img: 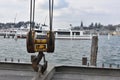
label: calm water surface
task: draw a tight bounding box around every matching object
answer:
[0,36,120,66]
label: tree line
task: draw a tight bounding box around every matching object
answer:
[0,21,120,32]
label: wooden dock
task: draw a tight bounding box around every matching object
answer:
[0,62,120,80]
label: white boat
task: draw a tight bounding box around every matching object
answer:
[15,24,49,38]
[15,24,92,40]
[0,28,17,38]
[16,29,28,38]
[55,29,92,40]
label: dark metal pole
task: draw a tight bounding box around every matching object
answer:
[51,0,54,31]
[32,0,35,29]
[30,0,33,31]
[49,0,54,46]
[49,0,51,32]
[49,0,54,32]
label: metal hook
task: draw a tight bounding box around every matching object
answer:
[31,52,47,73]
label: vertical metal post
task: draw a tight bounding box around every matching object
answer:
[90,36,98,66]
[11,58,13,62]
[109,64,112,68]
[18,59,20,63]
[102,63,104,68]
[82,56,87,65]
[87,63,89,67]
[5,58,7,62]
[117,64,119,68]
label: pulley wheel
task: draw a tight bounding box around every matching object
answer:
[26,31,35,53]
[47,32,55,53]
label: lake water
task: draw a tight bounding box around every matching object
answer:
[0,36,120,66]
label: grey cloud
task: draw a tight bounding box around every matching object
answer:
[37,0,69,10]
[15,0,28,2]
[54,0,69,9]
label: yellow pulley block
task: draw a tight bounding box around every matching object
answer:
[26,30,55,53]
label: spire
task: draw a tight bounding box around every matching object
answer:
[80,21,83,27]
[80,21,83,30]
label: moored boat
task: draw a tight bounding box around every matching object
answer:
[55,29,92,40]
[14,24,92,40]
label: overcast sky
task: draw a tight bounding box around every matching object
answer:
[0,0,120,28]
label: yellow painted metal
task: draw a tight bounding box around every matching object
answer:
[34,39,47,44]
[34,44,47,52]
